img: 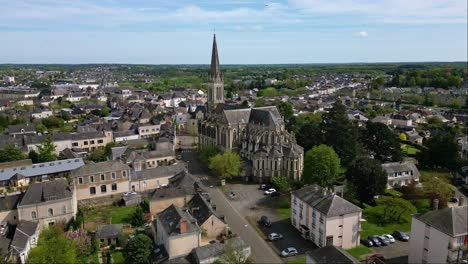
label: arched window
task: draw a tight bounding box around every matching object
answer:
[31,211,37,219]
[48,208,54,217]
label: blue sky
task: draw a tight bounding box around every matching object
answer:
[0,0,467,64]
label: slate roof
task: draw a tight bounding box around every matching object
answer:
[306,246,360,264]
[0,158,84,182]
[223,109,251,125]
[414,206,468,236]
[292,185,361,217]
[0,235,11,255]
[249,107,283,128]
[156,204,200,236]
[96,224,123,239]
[134,163,185,181]
[187,193,221,225]
[7,124,36,134]
[110,146,128,160]
[10,221,39,254]
[151,171,198,200]
[18,179,73,206]
[382,161,421,177]
[193,241,224,262]
[70,160,130,177]
[0,194,21,212]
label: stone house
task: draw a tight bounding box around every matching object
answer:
[96,224,123,247]
[187,194,227,239]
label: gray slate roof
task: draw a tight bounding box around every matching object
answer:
[70,160,129,177]
[187,193,221,226]
[157,204,200,236]
[0,158,84,182]
[134,163,185,181]
[151,171,198,200]
[96,224,123,239]
[382,161,421,177]
[292,185,362,217]
[306,246,359,264]
[0,194,21,212]
[414,206,468,236]
[18,179,73,207]
[10,221,39,254]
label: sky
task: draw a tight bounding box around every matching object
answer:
[0,0,467,64]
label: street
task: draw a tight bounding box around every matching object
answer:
[182,150,284,264]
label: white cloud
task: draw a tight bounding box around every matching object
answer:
[357,31,368,38]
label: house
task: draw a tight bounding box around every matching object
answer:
[127,147,175,171]
[291,185,362,249]
[409,206,468,264]
[9,221,40,264]
[132,163,185,192]
[154,204,201,259]
[390,113,413,128]
[0,194,21,225]
[193,236,251,264]
[6,124,36,137]
[96,224,123,247]
[136,122,161,138]
[149,171,199,214]
[405,130,423,144]
[305,246,359,264]
[31,109,53,119]
[17,179,77,226]
[187,193,227,238]
[382,161,421,188]
[70,160,131,201]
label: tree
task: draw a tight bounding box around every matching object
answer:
[296,121,323,151]
[28,150,40,163]
[28,226,77,264]
[399,133,407,141]
[36,137,57,162]
[360,122,402,162]
[420,174,453,208]
[199,145,220,164]
[271,176,289,192]
[0,145,26,162]
[376,196,417,223]
[217,242,253,264]
[41,116,65,129]
[123,234,152,264]
[323,100,358,166]
[302,145,341,187]
[87,147,107,162]
[209,152,242,179]
[275,102,294,121]
[130,206,146,227]
[417,133,459,170]
[346,157,387,204]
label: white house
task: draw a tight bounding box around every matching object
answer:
[409,206,467,264]
[291,185,362,249]
[382,161,421,188]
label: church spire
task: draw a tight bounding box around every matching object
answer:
[210,34,222,80]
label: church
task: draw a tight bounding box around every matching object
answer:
[198,35,304,183]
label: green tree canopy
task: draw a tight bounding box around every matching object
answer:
[0,145,26,162]
[87,147,107,162]
[199,145,220,164]
[130,206,146,227]
[209,151,242,179]
[28,226,77,264]
[123,234,153,264]
[347,157,387,204]
[41,116,65,129]
[36,137,57,162]
[271,176,290,192]
[302,145,341,187]
[417,133,459,170]
[360,121,402,162]
[275,102,294,121]
[376,196,417,223]
[323,100,358,166]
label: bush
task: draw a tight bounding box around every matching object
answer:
[271,176,290,192]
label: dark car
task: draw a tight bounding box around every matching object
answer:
[393,230,410,241]
[361,239,374,247]
[270,191,281,197]
[377,236,390,246]
[368,236,381,247]
[259,216,271,227]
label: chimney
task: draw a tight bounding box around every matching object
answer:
[459,196,464,207]
[432,199,439,210]
[180,220,188,234]
[212,204,216,211]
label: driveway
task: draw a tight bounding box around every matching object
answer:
[372,240,410,260]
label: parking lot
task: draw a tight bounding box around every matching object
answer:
[225,183,318,257]
[371,240,410,260]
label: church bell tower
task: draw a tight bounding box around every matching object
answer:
[207,34,224,112]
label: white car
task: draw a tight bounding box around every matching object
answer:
[264,188,277,195]
[268,233,283,241]
[123,191,137,196]
[281,247,298,257]
[383,234,395,243]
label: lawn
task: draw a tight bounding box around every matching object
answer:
[421,170,452,183]
[84,205,138,229]
[287,256,306,264]
[346,245,373,260]
[112,251,125,264]
[361,204,412,238]
[401,144,420,155]
[276,208,291,220]
[261,194,291,220]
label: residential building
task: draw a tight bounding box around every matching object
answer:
[3,77,15,83]
[9,221,40,264]
[154,204,201,259]
[132,163,185,192]
[193,236,251,264]
[137,122,161,138]
[127,147,175,171]
[0,194,21,225]
[305,246,359,264]
[96,224,123,247]
[198,34,303,182]
[70,160,130,201]
[409,206,468,264]
[187,193,227,238]
[382,161,421,188]
[291,185,362,249]
[16,179,77,226]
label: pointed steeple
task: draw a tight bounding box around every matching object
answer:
[210,34,222,80]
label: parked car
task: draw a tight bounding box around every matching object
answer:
[259,216,271,227]
[264,188,277,195]
[259,184,266,190]
[377,236,390,246]
[368,236,381,247]
[123,191,137,196]
[268,233,283,241]
[361,239,374,247]
[280,247,298,257]
[383,234,395,243]
[371,253,385,261]
[393,230,410,241]
[200,192,210,199]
